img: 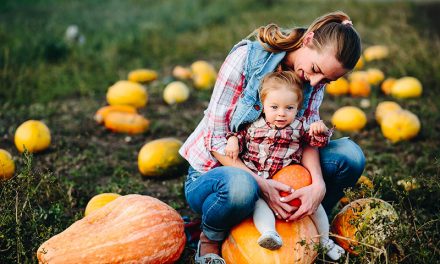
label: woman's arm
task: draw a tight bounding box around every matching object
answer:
[283,145,326,221]
[211,151,295,220]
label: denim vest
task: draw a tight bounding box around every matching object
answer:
[229,40,316,132]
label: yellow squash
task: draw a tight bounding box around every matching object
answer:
[0,149,15,180]
[14,120,51,153]
[138,138,185,177]
[84,193,121,216]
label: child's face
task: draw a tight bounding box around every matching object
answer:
[262,88,299,129]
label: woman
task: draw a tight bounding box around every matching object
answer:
[179,11,365,263]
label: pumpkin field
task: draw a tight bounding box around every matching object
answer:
[1,0,439,263]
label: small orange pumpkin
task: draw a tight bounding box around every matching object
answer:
[37,194,186,264]
[222,217,318,264]
[272,164,312,207]
[104,112,150,134]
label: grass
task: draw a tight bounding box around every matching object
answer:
[1,0,439,263]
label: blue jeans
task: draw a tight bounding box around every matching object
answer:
[184,137,365,241]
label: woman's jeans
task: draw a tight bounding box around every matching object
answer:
[184,137,365,241]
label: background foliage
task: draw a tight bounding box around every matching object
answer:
[1,0,439,263]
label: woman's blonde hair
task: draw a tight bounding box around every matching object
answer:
[260,71,304,108]
[254,11,361,70]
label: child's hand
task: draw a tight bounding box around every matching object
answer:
[309,120,329,136]
[225,136,239,161]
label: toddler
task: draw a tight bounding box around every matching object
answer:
[225,71,344,260]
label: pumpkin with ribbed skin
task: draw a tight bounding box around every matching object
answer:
[222,217,318,264]
[331,106,367,132]
[272,164,312,207]
[37,194,185,264]
[0,149,15,180]
[331,198,398,255]
[94,105,137,124]
[104,112,150,134]
[106,80,148,108]
[138,138,186,177]
[14,120,51,153]
[84,193,121,216]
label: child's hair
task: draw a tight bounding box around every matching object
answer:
[260,71,304,108]
[253,11,361,70]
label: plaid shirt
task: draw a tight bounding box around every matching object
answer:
[230,117,330,179]
[179,44,325,173]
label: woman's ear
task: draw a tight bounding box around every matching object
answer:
[302,31,315,47]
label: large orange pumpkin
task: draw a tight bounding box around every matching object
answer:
[37,194,185,264]
[272,164,312,207]
[222,217,318,264]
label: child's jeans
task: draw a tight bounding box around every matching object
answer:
[184,137,365,241]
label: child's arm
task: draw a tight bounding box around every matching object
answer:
[225,135,239,161]
[306,120,333,148]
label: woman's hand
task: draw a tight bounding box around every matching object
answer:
[258,178,297,220]
[281,181,326,221]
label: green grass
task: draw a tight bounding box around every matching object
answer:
[1,0,439,263]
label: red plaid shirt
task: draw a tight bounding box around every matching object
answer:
[229,117,330,178]
[179,44,325,173]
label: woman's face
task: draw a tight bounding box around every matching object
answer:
[283,32,348,87]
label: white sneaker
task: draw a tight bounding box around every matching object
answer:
[257,231,283,250]
[322,239,345,260]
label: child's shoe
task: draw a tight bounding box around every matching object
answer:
[322,239,345,260]
[257,231,283,250]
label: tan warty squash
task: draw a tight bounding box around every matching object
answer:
[138,138,185,177]
[0,149,15,180]
[14,120,51,153]
[84,193,121,216]
[37,194,186,264]
[331,198,398,255]
[94,105,138,124]
[104,112,150,134]
[222,217,318,264]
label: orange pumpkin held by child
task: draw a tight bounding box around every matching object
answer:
[272,164,312,207]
